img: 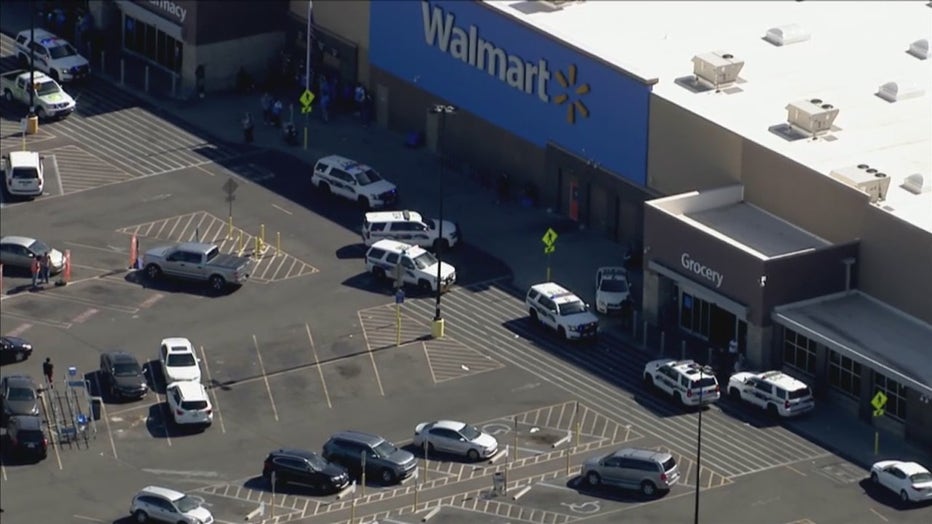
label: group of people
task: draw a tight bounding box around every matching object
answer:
[30,252,53,288]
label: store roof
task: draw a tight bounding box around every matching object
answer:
[486,1,932,234]
[648,185,830,259]
[774,291,932,395]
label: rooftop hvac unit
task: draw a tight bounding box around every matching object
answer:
[877,81,925,102]
[534,0,585,10]
[764,24,811,46]
[692,52,744,90]
[830,164,892,203]
[908,38,929,60]
[786,98,839,136]
[902,173,931,195]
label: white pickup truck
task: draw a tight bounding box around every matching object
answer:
[2,150,45,198]
[142,242,252,292]
[0,69,76,120]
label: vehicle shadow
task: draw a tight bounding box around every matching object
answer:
[563,475,671,502]
[336,244,367,260]
[400,443,487,464]
[144,403,208,439]
[714,397,781,429]
[0,439,46,466]
[143,360,167,395]
[243,475,336,497]
[122,271,234,298]
[857,478,932,511]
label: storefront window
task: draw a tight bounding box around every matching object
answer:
[680,292,711,339]
[874,373,907,421]
[828,351,861,398]
[123,15,183,73]
[783,329,817,374]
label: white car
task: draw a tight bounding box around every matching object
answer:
[166,381,213,427]
[413,420,498,461]
[3,151,44,197]
[727,370,815,417]
[595,266,631,314]
[312,155,398,209]
[526,282,599,340]
[15,28,90,83]
[870,460,932,503]
[0,236,64,273]
[158,338,201,383]
[130,485,214,523]
[643,359,720,407]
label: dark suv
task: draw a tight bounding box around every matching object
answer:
[262,448,350,493]
[6,415,48,459]
[322,431,417,484]
[99,351,148,400]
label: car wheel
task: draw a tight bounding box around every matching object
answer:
[320,183,331,195]
[728,388,740,400]
[37,107,47,120]
[586,471,601,486]
[641,480,657,496]
[870,472,878,484]
[3,89,13,102]
[358,196,371,210]
[49,70,60,82]
[529,309,538,322]
[766,404,779,417]
[427,442,436,455]
[467,449,480,462]
[418,279,431,293]
[146,264,162,280]
[133,510,148,523]
[18,54,28,67]
[674,392,683,405]
[373,267,386,280]
[557,326,567,340]
[380,468,395,484]
[900,490,909,503]
[209,275,226,291]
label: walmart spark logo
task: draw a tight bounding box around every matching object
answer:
[552,64,590,124]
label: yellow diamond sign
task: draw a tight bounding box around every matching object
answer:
[542,228,558,247]
[871,391,888,411]
[300,89,316,108]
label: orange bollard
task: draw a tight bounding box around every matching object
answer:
[63,250,72,284]
[129,234,139,269]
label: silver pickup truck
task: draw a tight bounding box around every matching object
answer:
[142,242,252,291]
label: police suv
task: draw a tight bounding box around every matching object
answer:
[362,210,460,251]
[727,370,815,417]
[15,29,90,83]
[526,282,600,340]
[365,239,456,293]
[312,155,398,209]
[643,359,721,407]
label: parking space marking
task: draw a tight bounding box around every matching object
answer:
[252,334,280,421]
[305,323,332,409]
[272,204,293,215]
[200,345,226,433]
[4,322,32,337]
[97,396,119,460]
[118,211,319,283]
[38,392,64,470]
[0,119,55,149]
[356,310,386,397]
[648,445,732,490]
[39,145,133,194]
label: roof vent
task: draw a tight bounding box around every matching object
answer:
[785,99,839,137]
[902,173,932,195]
[877,81,925,102]
[764,24,811,46]
[908,38,929,60]
[692,51,745,90]
[830,164,892,203]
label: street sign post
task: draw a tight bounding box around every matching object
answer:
[300,90,316,151]
[395,289,405,346]
[542,227,559,281]
[871,390,888,455]
[222,177,239,233]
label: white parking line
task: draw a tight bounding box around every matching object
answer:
[97,398,119,460]
[199,345,226,433]
[252,334,280,421]
[51,153,64,196]
[272,204,293,215]
[305,323,332,409]
[356,311,386,397]
[39,392,64,471]
[1,463,6,481]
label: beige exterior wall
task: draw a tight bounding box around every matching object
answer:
[289,0,371,85]
[646,96,743,194]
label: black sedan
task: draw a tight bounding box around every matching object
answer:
[99,351,148,400]
[0,336,33,364]
[262,448,350,493]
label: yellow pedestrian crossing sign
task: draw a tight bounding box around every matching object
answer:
[542,228,558,247]
[300,90,315,113]
[544,245,555,254]
[871,391,888,417]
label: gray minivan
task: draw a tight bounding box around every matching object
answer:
[322,430,417,484]
[582,447,680,496]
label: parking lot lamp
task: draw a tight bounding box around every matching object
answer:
[429,104,456,327]
[694,374,705,524]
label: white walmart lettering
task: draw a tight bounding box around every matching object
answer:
[681,253,724,288]
[149,0,187,23]
[421,3,550,102]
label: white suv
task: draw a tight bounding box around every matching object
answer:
[365,239,456,292]
[526,282,599,340]
[3,151,44,197]
[130,485,214,524]
[159,338,202,383]
[15,28,90,83]
[166,381,213,427]
[727,370,815,417]
[643,359,720,407]
[363,210,460,250]
[312,155,398,209]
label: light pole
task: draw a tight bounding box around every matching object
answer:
[693,371,706,524]
[429,104,456,325]
[28,9,36,122]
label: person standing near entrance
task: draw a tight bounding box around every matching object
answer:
[728,339,740,372]
[43,357,54,387]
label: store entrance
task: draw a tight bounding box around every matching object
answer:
[680,290,744,351]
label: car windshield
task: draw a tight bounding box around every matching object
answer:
[307,454,328,470]
[35,81,60,96]
[167,353,196,367]
[460,425,481,440]
[48,43,77,59]
[909,472,932,483]
[354,168,383,186]
[412,252,437,270]
[788,387,811,400]
[690,377,717,389]
[114,362,141,376]
[558,300,588,315]
[600,279,628,292]
[7,387,35,401]
[374,441,396,458]
[28,239,51,254]
[174,495,202,512]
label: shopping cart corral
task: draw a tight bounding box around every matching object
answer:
[39,366,99,449]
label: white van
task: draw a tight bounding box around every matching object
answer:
[365,239,456,292]
[362,210,460,250]
[2,151,44,197]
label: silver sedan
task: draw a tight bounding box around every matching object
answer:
[413,420,498,461]
[0,235,64,273]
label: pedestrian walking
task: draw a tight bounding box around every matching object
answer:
[354,83,365,116]
[728,338,739,372]
[40,251,51,284]
[30,255,40,288]
[260,92,272,125]
[242,112,254,143]
[43,357,54,387]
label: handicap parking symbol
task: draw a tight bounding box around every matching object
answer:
[481,422,512,436]
[560,501,601,514]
